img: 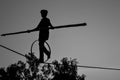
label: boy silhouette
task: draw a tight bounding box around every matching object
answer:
[33,9,54,63]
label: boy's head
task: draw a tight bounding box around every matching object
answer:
[40,9,48,18]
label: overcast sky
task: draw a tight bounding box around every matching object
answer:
[0,0,120,80]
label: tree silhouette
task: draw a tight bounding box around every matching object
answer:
[51,57,86,80]
[0,53,86,80]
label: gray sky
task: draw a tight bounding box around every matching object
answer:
[0,0,120,80]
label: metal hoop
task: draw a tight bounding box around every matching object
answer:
[30,40,51,61]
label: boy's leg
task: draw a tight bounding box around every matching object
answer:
[39,41,44,63]
[43,45,51,60]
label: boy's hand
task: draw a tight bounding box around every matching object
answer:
[50,27,54,29]
[27,30,31,33]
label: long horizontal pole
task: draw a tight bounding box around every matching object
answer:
[52,23,87,29]
[1,23,87,36]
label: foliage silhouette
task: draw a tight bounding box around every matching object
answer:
[0,53,86,80]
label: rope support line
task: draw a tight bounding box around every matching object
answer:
[43,62,120,71]
[0,44,120,71]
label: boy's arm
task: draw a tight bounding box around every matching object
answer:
[50,23,54,29]
[49,19,54,29]
[27,23,40,32]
